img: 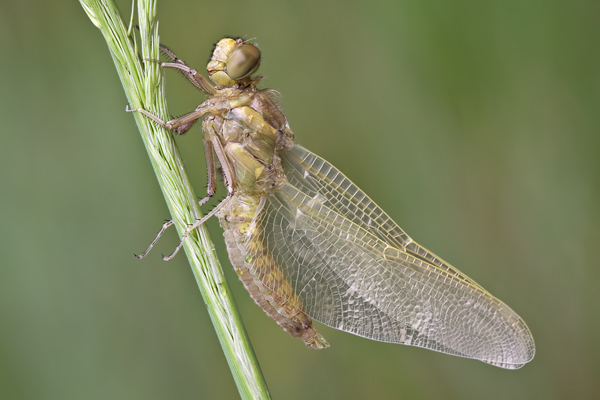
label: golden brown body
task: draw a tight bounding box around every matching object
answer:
[209,85,328,348]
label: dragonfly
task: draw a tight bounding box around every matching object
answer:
[128,37,535,369]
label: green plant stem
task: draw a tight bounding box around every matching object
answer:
[79,1,271,398]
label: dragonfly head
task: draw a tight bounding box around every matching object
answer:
[208,38,261,88]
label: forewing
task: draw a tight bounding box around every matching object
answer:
[253,145,534,368]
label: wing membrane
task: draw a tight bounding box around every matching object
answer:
[251,145,534,368]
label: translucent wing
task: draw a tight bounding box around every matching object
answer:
[250,144,534,368]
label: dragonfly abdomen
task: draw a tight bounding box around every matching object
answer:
[219,193,329,349]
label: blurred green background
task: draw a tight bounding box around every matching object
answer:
[1,0,598,399]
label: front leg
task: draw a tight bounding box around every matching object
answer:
[154,45,218,96]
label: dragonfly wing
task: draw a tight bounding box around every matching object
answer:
[256,144,534,368]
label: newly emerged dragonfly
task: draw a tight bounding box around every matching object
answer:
[129,38,535,369]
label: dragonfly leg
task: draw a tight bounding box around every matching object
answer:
[161,127,236,261]
[198,138,218,207]
[135,220,175,259]
[126,105,205,133]
[134,138,219,259]
[209,128,235,193]
[143,45,218,95]
[161,190,233,261]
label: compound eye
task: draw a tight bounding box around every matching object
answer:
[226,44,261,80]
